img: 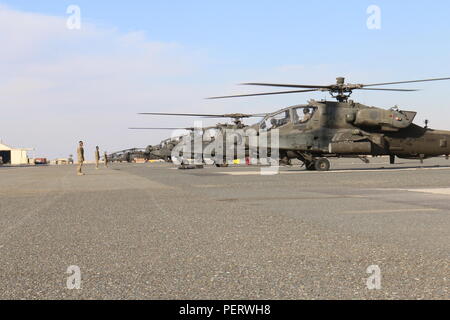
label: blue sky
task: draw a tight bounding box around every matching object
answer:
[5,1,450,69]
[1,1,450,158]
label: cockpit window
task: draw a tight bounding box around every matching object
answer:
[261,110,290,130]
[294,107,316,124]
[203,128,217,142]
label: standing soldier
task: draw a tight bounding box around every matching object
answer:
[104,151,109,168]
[77,141,85,176]
[95,146,100,169]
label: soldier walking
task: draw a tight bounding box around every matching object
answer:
[77,141,85,176]
[95,146,100,169]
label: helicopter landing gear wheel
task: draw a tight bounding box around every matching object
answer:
[215,163,229,168]
[314,158,330,171]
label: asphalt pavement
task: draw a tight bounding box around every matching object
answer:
[0,157,449,299]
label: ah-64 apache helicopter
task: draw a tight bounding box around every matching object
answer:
[131,128,214,163]
[200,76,450,171]
[134,76,450,171]
[107,148,148,163]
[131,113,266,166]
[142,136,184,162]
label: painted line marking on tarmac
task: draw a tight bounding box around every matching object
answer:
[342,208,439,214]
[218,171,264,176]
[404,188,450,195]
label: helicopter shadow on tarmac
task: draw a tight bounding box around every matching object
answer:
[284,163,450,173]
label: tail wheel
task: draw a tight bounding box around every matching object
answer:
[314,158,331,171]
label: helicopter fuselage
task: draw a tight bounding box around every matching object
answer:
[252,100,450,167]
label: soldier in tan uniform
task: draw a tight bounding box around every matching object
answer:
[300,108,312,123]
[77,141,85,176]
[104,151,109,168]
[95,146,100,169]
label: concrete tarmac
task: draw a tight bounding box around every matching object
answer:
[0,157,449,299]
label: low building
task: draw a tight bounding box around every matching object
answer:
[0,141,33,165]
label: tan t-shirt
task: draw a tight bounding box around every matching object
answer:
[77,147,85,163]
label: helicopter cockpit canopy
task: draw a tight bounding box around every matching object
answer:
[292,106,317,124]
[261,110,290,130]
[260,105,317,130]
[203,128,218,141]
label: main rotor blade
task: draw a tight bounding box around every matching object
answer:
[363,77,450,87]
[138,112,229,118]
[207,89,321,99]
[241,83,331,89]
[138,112,267,118]
[129,127,191,130]
[130,127,218,131]
[358,88,419,92]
